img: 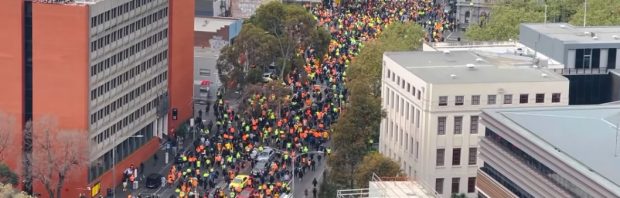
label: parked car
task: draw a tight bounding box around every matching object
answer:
[145,173,163,189]
[256,147,275,162]
[251,161,270,177]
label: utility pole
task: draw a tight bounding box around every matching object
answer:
[544,4,548,23]
[583,0,587,27]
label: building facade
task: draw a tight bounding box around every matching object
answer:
[455,0,495,29]
[478,105,620,198]
[0,0,193,197]
[379,51,569,197]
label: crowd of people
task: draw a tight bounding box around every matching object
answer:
[161,0,451,197]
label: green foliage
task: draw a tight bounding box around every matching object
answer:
[245,68,264,84]
[466,1,544,41]
[318,178,337,198]
[451,193,467,198]
[0,183,31,198]
[354,152,402,188]
[569,0,620,26]
[0,163,18,186]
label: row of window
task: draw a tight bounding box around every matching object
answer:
[435,177,476,194]
[436,147,477,167]
[90,0,156,28]
[386,69,422,100]
[90,7,168,52]
[90,29,168,77]
[92,98,159,145]
[91,50,168,101]
[90,71,168,125]
[438,93,561,106]
[386,88,421,128]
[438,115,479,135]
[386,119,420,160]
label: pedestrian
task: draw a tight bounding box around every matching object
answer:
[313,187,317,198]
[312,177,318,187]
[304,189,309,198]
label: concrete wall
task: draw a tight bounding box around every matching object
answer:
[611,72,620,101]
[0,0,25,188]
[31,3,90,197]
[168,0,195,133]
[519,25,566,65]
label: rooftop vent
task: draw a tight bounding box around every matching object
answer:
[475,58,484,62]
[443,50,451,54]
[532,65,539,68]
[584,31,591,36]
[466,64,475,69]
[450,74,457,79]
[541,73,548,78]
[560,24,567,28]
[593,36,599,40]
[613,35,619,40]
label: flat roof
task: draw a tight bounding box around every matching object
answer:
[384,51,567,84]
[194,17,238,32]
[522,23,620,44]
[369,181,436,198]
[484,105,620,192]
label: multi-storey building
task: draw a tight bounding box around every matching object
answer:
[454,0,496,29]
[478,105,620,197]
[0,0,193,197]
[379,50,569,197]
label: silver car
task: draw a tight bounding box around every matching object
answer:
[256,147,275,162]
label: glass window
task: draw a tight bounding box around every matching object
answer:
[439,96,448,106]
[487,94,496,105]
[470,116,479,134]
[503,94,512,104]
[452,148,461,166]
[536,93,545,103]
[451,178,460,194]
[469,148,477,165]
[436,149,445,166]
[552,93,561,103]
[519,94,528,104]
[455,96,464,105]
[471,95,480,105]
[438,117,446,135]
[454,116,463,134]
[468,177,476,193]
[435,178,444,194]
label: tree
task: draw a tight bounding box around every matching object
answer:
[0,163,18,186]
[0,112,15,161]
[354,152,402,188]
[0,183,32,198]
[569,0,620,26]
[30,117,87,198]
[465,1,545,41]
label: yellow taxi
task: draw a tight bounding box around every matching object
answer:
[229,174,250,190]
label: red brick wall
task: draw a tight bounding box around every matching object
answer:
[194,25,230,47]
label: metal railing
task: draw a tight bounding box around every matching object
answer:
[429,41,517,48]
[551,67,611,75]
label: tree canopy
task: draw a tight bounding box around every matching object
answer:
[0,163,18,186]
[354,152,402,188]
[466,0,620,41]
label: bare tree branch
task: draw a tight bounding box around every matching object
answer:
[0,112,15,162]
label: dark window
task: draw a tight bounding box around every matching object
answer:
[438,117,446,135]
[552,93,561,103]
[455,96,464,106]
[592,49,600,68]
[503,94,512,104]
[451,178,460,194]
[470,116,479,134]
[609,48,617,69]
[452,148,461,166]
[471,95,480,105]
[519,94,528,104]
[436,149,445,166]
[487,94,496,105]
[454,116,462,134]
[468,148,477,165]
[575,49,584,68]
[536,94,545,103]
[439,96,448,106]
[467,177,476,193]
[435,178,444,194]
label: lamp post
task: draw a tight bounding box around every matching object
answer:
[112,134,144,198]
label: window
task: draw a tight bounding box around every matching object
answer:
[435,178,444,194]
[455,96,464,105]
[487,94,496,105]
[519,94,528,104]
[439,96,448,106]
[436,149,445,166]
[454,116,463,134]
[469,147,478,165]
[452,148,461,166]
[503,94,512,104]
[387,69,391,78]
[552,93,561,103]
[415,141,419,159]
[468,177,476,193]
[199,69,211,76]
[451,178,460,194]
[471,95,480,105]
[407,83,410,92]
[438,117,446,135]
[470,116,479,134]
[417,90,421,100]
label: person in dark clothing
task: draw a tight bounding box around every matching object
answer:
[312,177,318,187]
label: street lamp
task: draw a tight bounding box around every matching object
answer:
[112,134,144,198]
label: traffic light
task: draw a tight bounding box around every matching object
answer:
[172,108,178,120]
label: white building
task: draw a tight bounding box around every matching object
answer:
[379,50,569,197]
[479,105,620,197]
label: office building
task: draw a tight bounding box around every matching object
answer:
[0,0,193,197]
[520,23,620,104]
[478,105,620,197]
[379,50,569,197]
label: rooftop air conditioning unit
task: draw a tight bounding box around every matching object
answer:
[466,64,475,69]
[443,50,451,54]
[541,73,548,78]
[450,74,457,79]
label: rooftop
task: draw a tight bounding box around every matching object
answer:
[522,23,620,44]
[194,17,238,32]
[384,51,567,84]
[483,105,620,193]
[368,181,436,198]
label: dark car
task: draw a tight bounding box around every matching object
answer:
[145,173,163,189]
